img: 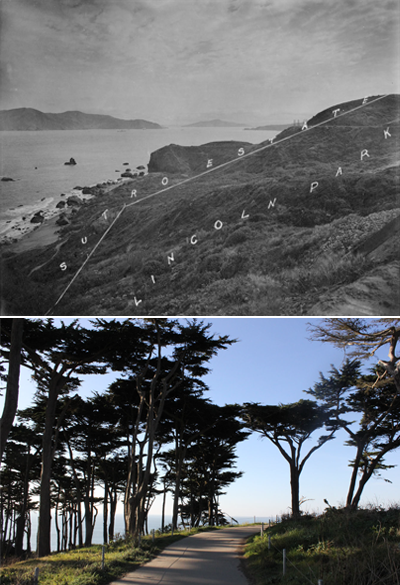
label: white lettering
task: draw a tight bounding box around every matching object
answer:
[162,177,168,186]
[151,275,156,284]
[207,159,213,168]
[131,189,137,198]
[268,198,277,209]
[362,96,368,104]
[335,167,343,177]
[134,296,142,306]
[384,127,391,139]
[81,237,87,244]
[190,235,198,245]
[167,252,174,265]
[241,210,249,219]
[102,209,108,220]
[360,149,370,161]
[310,181,319,193]
[302,121,308,130]
[332,108,340,117]
[214,220,223,230]
[60,262,67,271]
[238,147,245,156]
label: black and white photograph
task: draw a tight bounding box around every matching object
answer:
[0,0,399,315]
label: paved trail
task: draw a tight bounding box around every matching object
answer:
[108,525,260,585]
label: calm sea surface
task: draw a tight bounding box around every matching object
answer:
[28,512,273,551]
[0,128,276,220]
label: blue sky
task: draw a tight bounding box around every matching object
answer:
[8,317,400,520]
[1,0,399,124]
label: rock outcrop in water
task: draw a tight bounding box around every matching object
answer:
[2,94,399,317]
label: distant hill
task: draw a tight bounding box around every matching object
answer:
[244,124,291,131]
[2,94,399,317]
[184,119,247,128]
[0,108,163,130]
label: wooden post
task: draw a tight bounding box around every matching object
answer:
[283,549,286,576]
[102,546,105,570]
[34,567,39,584]
[152,529,155,543]
[261,523,264,536]
[268,535,271,550]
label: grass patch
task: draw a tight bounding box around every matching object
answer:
[0,527,219,585]
[244,506,400,585]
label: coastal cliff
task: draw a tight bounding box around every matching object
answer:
[1,94,399,316]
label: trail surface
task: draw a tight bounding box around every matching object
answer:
[108,525,260,585]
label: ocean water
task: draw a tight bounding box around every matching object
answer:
[0,127,276,220]
[28,512,273,552]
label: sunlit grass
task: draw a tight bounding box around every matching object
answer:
[0,526,222,585]
[244,506,400,585]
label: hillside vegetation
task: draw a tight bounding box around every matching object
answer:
[244,506,400,585]
[1,94,399,316]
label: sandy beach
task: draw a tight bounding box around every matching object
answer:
[0,178,128,255]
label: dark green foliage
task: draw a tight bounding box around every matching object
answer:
[307,358,400,508]
[242,399,335,518]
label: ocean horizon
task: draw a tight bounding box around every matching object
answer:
[0,127,276,243]
[27,512,274,552]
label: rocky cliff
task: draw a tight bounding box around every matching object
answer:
[2,94,399,316]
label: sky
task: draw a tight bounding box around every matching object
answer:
[3,317,399,522]
[1,0,399,125]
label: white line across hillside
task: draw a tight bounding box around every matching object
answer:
[45,93,390,315]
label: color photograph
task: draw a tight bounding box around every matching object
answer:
[1,317,400,584]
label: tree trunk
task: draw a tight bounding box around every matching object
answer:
[54,494,61,553]
[84,495,93,547]
[172,434,187,531]
[161,479,167,532]
[15,444,31,556]
[290,464,301,518]
[346,443,364,508]
[37,375,61,557]
[103,478,108,545]
[108,488,117,542]
[26,512,31,554]
[0,318,24,462]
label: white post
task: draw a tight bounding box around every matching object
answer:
[283,549,286,576]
